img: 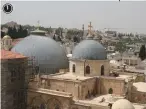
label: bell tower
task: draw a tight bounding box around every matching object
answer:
[88,22,93,36]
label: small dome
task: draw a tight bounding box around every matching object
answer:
[11,35,69,74]
[112,99,135,109]
[3,35,11,39]
[72,39,107,60]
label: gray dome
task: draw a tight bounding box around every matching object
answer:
[11,35,69,74]
[72,39,107,60]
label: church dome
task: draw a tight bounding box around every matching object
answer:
[11,35,69,74]
[72,39,107,60]
[3,35,11,39]
[112,99,135,109]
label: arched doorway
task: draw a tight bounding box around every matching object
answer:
[47,98,62,109]
[101,65,104,76]
[55,104,60,109]
[30,96,46,109]
[72,64,75,73]
[85,66,90,74]
[40,103,46,109]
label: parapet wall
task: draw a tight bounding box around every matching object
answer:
[98,77,125,96]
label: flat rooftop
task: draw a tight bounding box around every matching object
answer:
[133,103,146,109]
[29,88,72,98]
[52,72,93,81]
[133,82,146,93]
[75,94,124,106]
[116,74,133,79]
[75,94,146,109]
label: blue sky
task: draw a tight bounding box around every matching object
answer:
[1,1,146,34]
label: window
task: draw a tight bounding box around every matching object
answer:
[40,104,46,109]
[85,66,90,74]
[72,64,75,73]
[11,70,16,82]
[13,92,16,98]
[18,67,21,80]
[55,104,60,109]
[101,65,104,76]
[108,88,113,94]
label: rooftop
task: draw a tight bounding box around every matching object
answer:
[133,82,146,93]
[133,103,146,109]
[53,72,93,81]
[76,94,124,106]
[29,88,72,98]
[1,49,27,60]
[41,72,93,81]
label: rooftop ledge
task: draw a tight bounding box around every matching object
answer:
[29,88,73,98]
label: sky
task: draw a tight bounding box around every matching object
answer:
[1,1,146,34]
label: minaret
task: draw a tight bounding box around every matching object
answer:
[37,20,40,30]
[88,22,92,35]
[86,22,93,39]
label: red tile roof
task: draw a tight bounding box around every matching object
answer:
[1,49,27,60]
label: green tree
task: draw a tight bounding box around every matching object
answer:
[1,31,5,38]
[139,45,146,61]
[115,41,126,53]
[55,27,63,37]
[108,88,113,94]
[47,26,53,34]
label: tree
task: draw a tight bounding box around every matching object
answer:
[55,27,63,37]
[139,45,146,61]
[1,31,5,38]
[115,41,126,53]
[108,88,113,94]
[7,25,28,39]
[47,26,53,34]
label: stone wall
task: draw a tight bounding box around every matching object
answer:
[1,58,28,109]
[70,59,110,77]
[27,89,73,109]
[131,86,146,104]
[49,79,80,98]
[98,77,125,96]
[71,103,91,109]
[80,78,97,99]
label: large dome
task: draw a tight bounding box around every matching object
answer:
[112,99,135,109]
[11,35,69,74]
[72,39,107,60]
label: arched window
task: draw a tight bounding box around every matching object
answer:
[85,66,90,74]
[101,65,104,76]
[108,88,113,94]
[55,104,60,109]
[72,64,75,73]
[40,104,46,109]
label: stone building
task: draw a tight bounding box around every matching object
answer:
[1,50,28,109]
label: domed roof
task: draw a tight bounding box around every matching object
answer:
[11,35,69,74]
[3,35,11,39]
[112,99,135,109]
[72,39,107,60]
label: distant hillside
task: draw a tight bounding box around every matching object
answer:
[2,21,19,28]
